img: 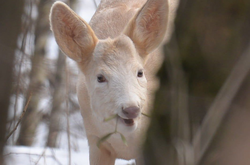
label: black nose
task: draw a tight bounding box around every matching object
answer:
[122,106,140,119]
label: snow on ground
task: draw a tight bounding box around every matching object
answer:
[4,139,135,165]
[5,109,136,165]
[4,145,89,165]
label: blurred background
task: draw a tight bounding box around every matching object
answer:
[0,0,118,164]
[1,0,250,165]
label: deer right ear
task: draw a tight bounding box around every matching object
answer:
[50,2,98,63]
[123,0,168,61]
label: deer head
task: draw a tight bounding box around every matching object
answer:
[50,0,168,134]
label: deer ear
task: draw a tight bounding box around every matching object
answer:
[123,0,168,60]
[50,2,98,63]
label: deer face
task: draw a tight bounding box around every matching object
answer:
[50,0,168,133]
[83,35,147,131]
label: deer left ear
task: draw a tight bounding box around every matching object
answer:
[123,0,169,60]
[50,2,98,63]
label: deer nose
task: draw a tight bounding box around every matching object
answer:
[122,106,140,119]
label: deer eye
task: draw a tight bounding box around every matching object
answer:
[137,70,143,78]
[97,74,106,83]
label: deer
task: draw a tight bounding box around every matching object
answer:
[50,0,175,164]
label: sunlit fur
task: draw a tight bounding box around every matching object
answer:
[50,0,178,164]
[77,35,148,161]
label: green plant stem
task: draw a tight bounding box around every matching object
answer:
[114,116,118,133]
[141,112,151,118]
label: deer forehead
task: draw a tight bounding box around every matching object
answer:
[91,35,143,74]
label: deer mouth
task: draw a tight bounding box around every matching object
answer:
[118,116,135,126]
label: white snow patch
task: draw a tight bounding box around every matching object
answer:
[4,140,136,165]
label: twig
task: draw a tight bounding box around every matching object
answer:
[4,151,63,165]
[114,116,118,132]
[97,115,128,147]
[34,148,46,165]
[65,59,71,165]
[93,0,98,9]
[141,112,151,118]
[4,152,45,157]
[10,0,34,145]
[50,148,63,165]
[5,93,32,141]
[193,44,250,164]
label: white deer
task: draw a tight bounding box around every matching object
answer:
[50,0,176,164]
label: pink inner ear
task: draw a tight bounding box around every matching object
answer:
[138,6,161,34]
[60,18,72,36]
[73,30,88,48]
[57,11,86,48]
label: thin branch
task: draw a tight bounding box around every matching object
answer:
[50,148,63,165]
[65,59,71,165]
[5,93,32,141]
[34,148,46,165]
[11,0,34,144]
[16,48,32,57]
[114,116,118,132]
[4,152,44,157]
[4,151,63,165]
[193,44,250,164]
[93,0,98,9]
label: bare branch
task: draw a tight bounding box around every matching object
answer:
[50,148,63,165]
[4,150,63,165]
[193,44,250,164]
[4,152,43,157]
[65,60,71,165]
[93,0,98,9]
[5,93,32,141]
[34,148,46,165]
[9,0,34,145]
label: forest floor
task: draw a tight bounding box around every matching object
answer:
[4,140,135,165]
[4,111,135,165]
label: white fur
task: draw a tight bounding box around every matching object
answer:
[50,0,178,164]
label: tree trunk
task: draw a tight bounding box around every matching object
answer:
[175,0,250,135]
[0,0,24,163]
[47,51,66,147]
[46,0,77,148]
[197,45,250,165]
[143,0,250,164]
[17,0,52,146]
[143,44,192,165]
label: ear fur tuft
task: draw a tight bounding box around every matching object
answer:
[50,2,98,63]
[123,0,169,60]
